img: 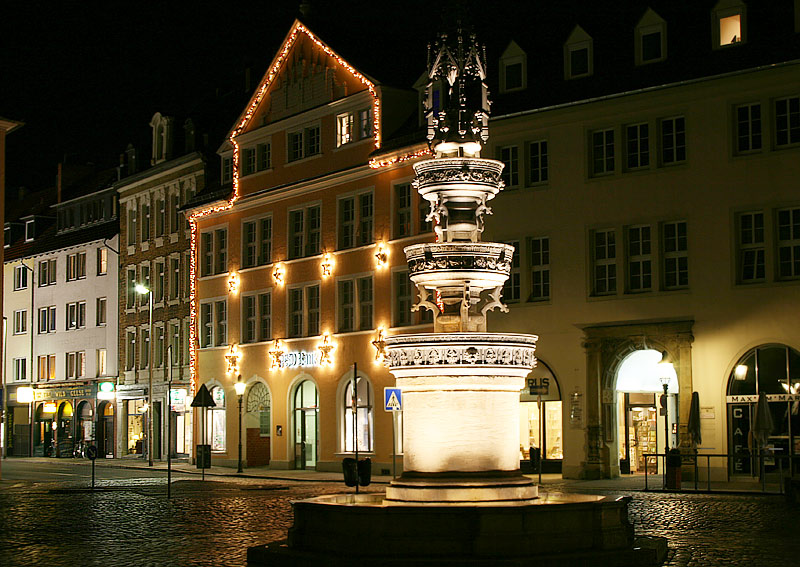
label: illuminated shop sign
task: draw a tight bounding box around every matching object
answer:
[726,394,800,403]
[97,382,116,400]
[170,388,187,412]
[279,351,322,369]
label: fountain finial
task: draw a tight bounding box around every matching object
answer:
[425,27,490,158]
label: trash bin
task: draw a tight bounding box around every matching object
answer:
[342,458,358,487]
[666,448,682,490]
[357,457,372,486]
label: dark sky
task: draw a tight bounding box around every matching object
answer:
[1,0,450,193]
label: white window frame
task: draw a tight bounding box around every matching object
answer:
[591,128,616,176]
[341,376,374,453]
[337,190,374,250]
[592,229,617,296]
[660,116,686,165]
[635,9,667,65]
[529,236,550,302]
[564,26,593,79]
[626,225,653,293]
[287,283,320,338]
[625,122,650,170]
[13,309,27,334]
[13,358,26,382]
[96,297,107,326]
[735,103,762,154]
[242,215,273,268]
[336,274,374,333]
[712,0,747,49]
[288,204,321,259]
[527,140,548,185]
[662,221,688,290]
[198,298,227,348]
[14,265,28,290]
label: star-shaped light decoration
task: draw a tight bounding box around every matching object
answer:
[225,343,240,375]
[321,253,333,278]
[374,243,388,269]
[272,264,284,286]
[268,339,285,370]
[227,272,240,294]
[318,333,335,366]
[371,327,387,363]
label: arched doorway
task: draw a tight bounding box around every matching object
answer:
[343,376,373,452]
[246,382,271,467]
[726,344,800,477]
[34,403,55,457]
[97,401,115,457]
[293,380,318,469]
[56,401,74,457]
[77,401,94,445]
[615,349,678,474]
[519,360,563,472]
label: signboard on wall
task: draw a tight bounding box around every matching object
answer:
[279,351,321,369]
[33,385,96,401]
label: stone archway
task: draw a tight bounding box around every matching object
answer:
[581,320,694,478]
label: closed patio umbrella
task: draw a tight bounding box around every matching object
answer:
[752,391,773,448]
[687,391,701,447]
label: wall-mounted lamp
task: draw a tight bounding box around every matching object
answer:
[273,264,284,286]
[375,243,388,269]
[734,364,748,381]
[269,339,285,370]
[227,272,240,294]
[225,343,241,375]
[371,327,387,363]
[321,253,333,278]
[318,333,335,365]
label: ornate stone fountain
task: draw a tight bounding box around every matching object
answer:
[248,28,663,567]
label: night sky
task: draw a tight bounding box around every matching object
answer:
[1,0,454,194]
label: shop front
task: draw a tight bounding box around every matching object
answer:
[116,385,147,457]
[32,384,96,457]
[519,360,563,472]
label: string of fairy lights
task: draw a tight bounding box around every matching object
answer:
[186,21,435,394]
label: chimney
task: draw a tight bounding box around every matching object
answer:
[126,144,137,175]
[57,162,63,203]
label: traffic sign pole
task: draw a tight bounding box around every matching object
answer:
[392,412,397,479]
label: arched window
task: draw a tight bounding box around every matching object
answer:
[208,386,226,452]
[343,377,373,452]
[727,344,800,475]
[247,382,271,437]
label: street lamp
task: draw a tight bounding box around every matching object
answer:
[234,376,246,473]
[657,351,674,455]
[135,283,154,467]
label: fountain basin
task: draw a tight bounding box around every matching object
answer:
[247,491,654,566]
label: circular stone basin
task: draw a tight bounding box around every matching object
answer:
[404,242,515,292]
[413,157,504,202]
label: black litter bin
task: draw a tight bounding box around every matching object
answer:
[666,448,682,490]
[357,457,372,486]
[530,447,541,473]
[342,458,358,487]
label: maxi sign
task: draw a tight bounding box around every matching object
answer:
[279,351,322,369]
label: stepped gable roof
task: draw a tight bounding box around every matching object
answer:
[477,0,800,117]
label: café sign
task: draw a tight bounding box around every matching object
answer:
[279,351,321,369]
[726,394,800,403]
[33,385,96,401]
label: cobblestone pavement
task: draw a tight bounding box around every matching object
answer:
[1,473,798,566]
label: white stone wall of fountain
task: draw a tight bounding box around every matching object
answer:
[384,30,539,504]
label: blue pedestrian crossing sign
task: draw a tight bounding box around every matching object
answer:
[384,387,402,411]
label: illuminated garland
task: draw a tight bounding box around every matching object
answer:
[369,147,433,169]
[188,20,384,394]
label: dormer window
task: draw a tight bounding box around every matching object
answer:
[564,26,593,80]
[149,112,174,164]
[635,9,667,65]
[713,0,746,48]
[499,41,527,93]
[25,219,35,242]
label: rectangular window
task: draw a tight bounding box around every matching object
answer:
[66,351,86,379]
[141,199,151,242]
[13,309,26,334]
[215,300,227,346]
[528,140,548,184]
[215,229,227,274]
[393,270,413,327]
[502,241,520,303]
[170,323,181,366]
[201,232,213,276]
[97,247,108,275]
[64,301,86,330]
[569,46,589,77]
[170,258,180,299]
[96,297,107,326]
[156,197,166,236]
[337,276,373,332]
[288,126,321,162]
[736,103,762,153]
[499,145,519,187]
[337,112,355,146]
[338,193,373,249]
[775,96,800,147]
[394,183,412,239]
[199,229,227,275]
[127,203,137,245]
[359,109,372,140]
[663,221,688,290]
[288,284,319,337]
[126,268,137,309]
[200,303,212,348]
[170,192,181,233]
[13,358,26,381]
[38,306,57,334]
[626,123,650,169]
[530,237,550,301]
[777,207,800,279]
[288,206,320,259]
[242,295,257,344]
[66,252,87,281]
[126,331,136,371]
[38,258,57,286]
[258,292,272,342]
[306,125,320,156]
[14,265,28,290]
[39,355,56,381]
[627,225,652,292]
[140,329,150,369]
[97,348,107,376]
[155,262,165,302]
[257,142,271,171]
[593,229,617,295]
[592,129,615,175]
[661,116,686,164]
[419,197,433,234]
[641,30,662,61]
[140,264,150,308]
[155,327,165,368]
[288,287,303,338]
[738,211,765,283]
[242,148,256,176]
[222,157,233,183]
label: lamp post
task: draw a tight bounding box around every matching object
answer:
[134,283,154,467]
[234,376,246,473]
[658,351,674,488]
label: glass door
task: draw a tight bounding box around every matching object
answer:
[293,381,318,469]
